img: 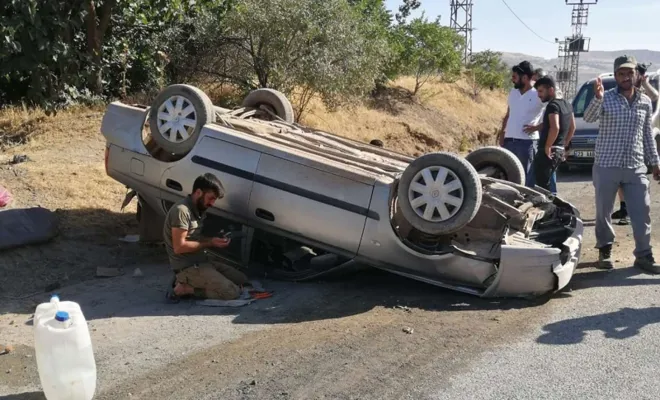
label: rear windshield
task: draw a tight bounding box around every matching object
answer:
[573,77,659,117]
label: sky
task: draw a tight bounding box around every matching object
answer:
[384,0,660,59]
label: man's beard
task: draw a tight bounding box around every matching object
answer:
[618,80,633,91]
[514,81,524,90]
[196,198,208,213]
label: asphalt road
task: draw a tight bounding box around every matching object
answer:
[427,168,660,400]
[3,168,660,399]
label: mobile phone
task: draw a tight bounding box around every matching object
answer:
[223,230,246,240]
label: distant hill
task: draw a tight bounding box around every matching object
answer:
[500,50,660,86]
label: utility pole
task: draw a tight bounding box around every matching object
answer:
[556,0,597,100]
[450,0,474,64]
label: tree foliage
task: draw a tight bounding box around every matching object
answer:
[466,50,511,97]
[0,0,232,109]
[175,0,391,120]
[1,0,499,115]
[395,0,421,25]
[393,14,464,94]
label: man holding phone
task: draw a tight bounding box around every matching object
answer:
[163,173,250,301]
[531,75,575,192]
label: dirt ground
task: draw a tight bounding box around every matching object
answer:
[0,106,164,301]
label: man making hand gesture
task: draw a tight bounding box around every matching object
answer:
[610,62,660,224]
[584,55,660,272]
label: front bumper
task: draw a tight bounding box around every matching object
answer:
[482,202,584,298]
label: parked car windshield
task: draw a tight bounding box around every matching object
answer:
[572,79,617,117]
[573,75,659,117]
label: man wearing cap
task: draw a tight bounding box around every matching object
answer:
[610,62,659,225]
[531,75,575,191]
[583,55,660,272]
[498,61,545,187]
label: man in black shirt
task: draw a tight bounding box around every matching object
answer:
[532,75,576,192]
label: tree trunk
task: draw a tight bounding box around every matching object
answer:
[84,0,116,95]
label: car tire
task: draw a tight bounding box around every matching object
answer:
[242,88,295,123]
[397,152,482,236]
[465,146,525,185]
[148,84,215,156]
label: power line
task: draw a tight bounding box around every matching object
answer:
[499,0,556,44]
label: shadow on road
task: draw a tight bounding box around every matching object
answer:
[537,305,660,345]
[569,265,659,291]
[538,266,660,345]
[0,207,165,301]
[1,264,554,327]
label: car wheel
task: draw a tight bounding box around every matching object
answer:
[397,152,482,236]
[148,84,215,156]
[242,88,295,123]
[464,146,525,185]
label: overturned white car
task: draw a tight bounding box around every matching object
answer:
[101,84,583,298]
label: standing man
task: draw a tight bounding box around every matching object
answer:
[163,172,251,301]
[584,55,660,272]
[532,75,575,191]
[498,61,545,187]
[611,62,659,224]
[530,67,559,195]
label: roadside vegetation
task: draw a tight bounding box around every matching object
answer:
[0,0,511,119]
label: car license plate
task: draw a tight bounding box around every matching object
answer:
[573,151,594,158]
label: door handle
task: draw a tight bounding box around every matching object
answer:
[166,179,182,191]
[255,208,275,222]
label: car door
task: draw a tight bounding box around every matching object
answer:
[160,135,260,221]
[160,135,262,264]
[247,153,375,258]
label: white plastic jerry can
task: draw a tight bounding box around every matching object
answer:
[34,295,97,400]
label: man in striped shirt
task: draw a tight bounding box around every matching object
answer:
[584,55,660,273]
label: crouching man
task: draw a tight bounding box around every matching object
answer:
[164,173,250,300]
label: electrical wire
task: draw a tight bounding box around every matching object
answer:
[499,0,557,44]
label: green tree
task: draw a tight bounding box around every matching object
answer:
[181,0,391,120]
[466,50,510,97]
[395,0,421,25]
[394,14,464,95]
[0,0,233,109]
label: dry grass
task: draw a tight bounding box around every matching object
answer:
[300,76,507,156]
[0,106,163,299]
[0,77,507,297]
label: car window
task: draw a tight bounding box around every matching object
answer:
[572,79,616,117]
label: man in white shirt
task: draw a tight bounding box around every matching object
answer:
[498,61,546,187]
